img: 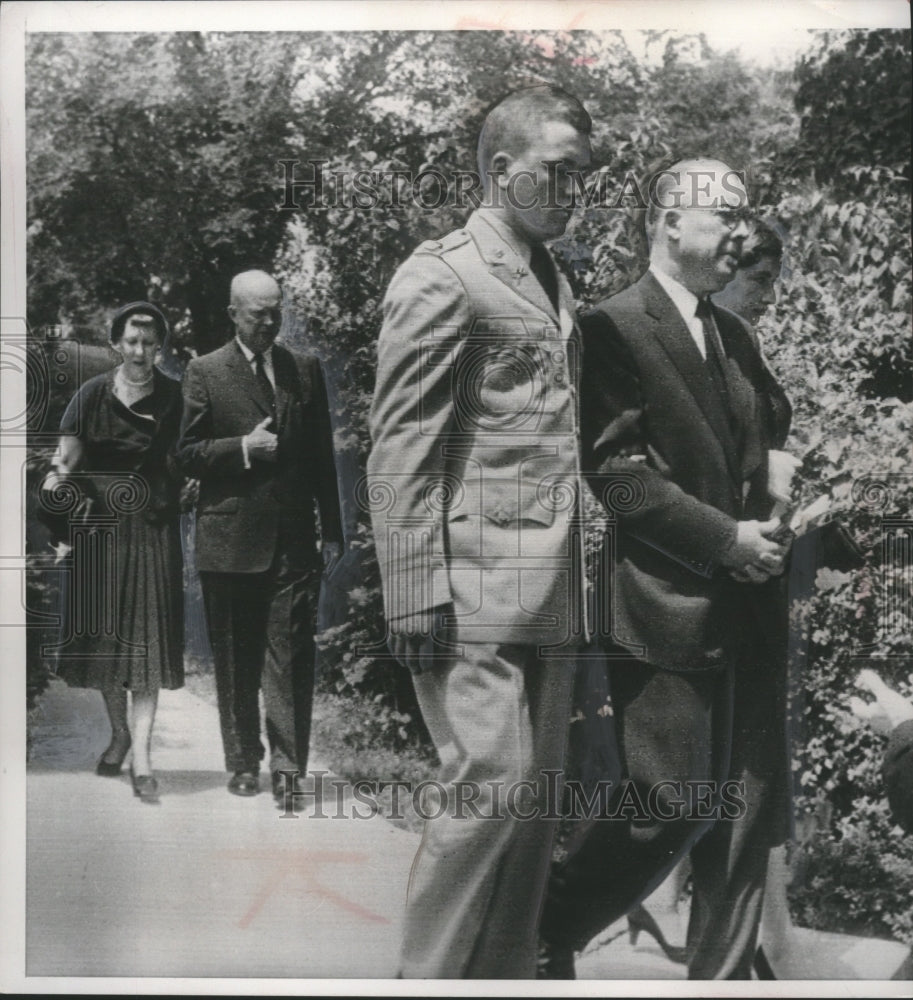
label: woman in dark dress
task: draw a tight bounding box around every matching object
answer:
[46,302,184,802]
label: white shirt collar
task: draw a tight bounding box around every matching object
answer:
[649,265,700,324]
[649,265,711,360]
[476,208,533,266]
[234,335,274,363]
[234,336,276,391]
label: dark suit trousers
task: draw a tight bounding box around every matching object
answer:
[541,659,735,954]
[542,652,782,979]
[686,648,787,979]
[200,550,319,776]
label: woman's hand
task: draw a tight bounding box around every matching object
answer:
[848,669,913,736]
[50,433,84,478]
[179,477,200,511]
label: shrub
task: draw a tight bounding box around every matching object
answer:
[757,168,913,941]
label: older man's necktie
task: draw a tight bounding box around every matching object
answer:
[253,352,275,413]
[530,243,560,315]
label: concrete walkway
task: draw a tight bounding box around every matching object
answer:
[25,678,911,983]
[27,678,415,978]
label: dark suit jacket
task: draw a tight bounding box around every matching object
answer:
[884,719,913,834]
[582,270,791,671]
[178,339,342,574]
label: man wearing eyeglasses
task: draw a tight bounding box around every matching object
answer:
[539,159,791,979]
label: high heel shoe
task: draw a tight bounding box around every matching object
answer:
[627,903,688,964]
[753,946,777,980]
[95,731,132,776]
[129,766,160,804]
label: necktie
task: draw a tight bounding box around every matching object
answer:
[529,243,560,315]
[695,298,730,405]
[253,352,275,411]
[696,297,743,453]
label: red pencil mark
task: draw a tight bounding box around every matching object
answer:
[452,12,596,65]
[239,865,288,929]
[453,16,511,30]
[220,849,391,929]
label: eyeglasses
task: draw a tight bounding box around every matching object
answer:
[655,204,756,232]
[710,206,755,231]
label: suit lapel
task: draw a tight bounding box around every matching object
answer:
[639,274,741,483]
[466,212,560,327]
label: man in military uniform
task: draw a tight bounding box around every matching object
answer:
[367,86,592,978]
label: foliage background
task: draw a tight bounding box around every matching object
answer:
[25,28,912,942]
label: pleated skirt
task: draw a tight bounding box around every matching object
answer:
[54,512,185,692]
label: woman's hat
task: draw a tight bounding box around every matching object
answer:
[109,301,169,345]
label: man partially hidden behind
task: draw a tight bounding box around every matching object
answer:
[178,270,342,801]
[540,160,792,979]
[367,87,592,978]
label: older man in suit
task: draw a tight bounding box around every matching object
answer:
[178,270,342,800]
[539,160,791,979]
[367,86,592,978]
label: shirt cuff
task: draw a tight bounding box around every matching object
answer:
[241,435,251,470]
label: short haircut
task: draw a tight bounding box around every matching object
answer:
[477,85,592,175]
[740,219,784,268]
[643,156,746,236]
[642,154,685,233]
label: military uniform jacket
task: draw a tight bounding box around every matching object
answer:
[367,210,586,648]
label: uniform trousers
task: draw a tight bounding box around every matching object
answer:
[402,641,577,979]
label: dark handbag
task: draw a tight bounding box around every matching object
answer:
[36,469,96,545]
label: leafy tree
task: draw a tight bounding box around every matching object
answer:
[792,29,912,194]
[27,32,304,352]
[277,29,643,747]
[649,34,761,165]
[25,26,913,940]
[756,140,912,944]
